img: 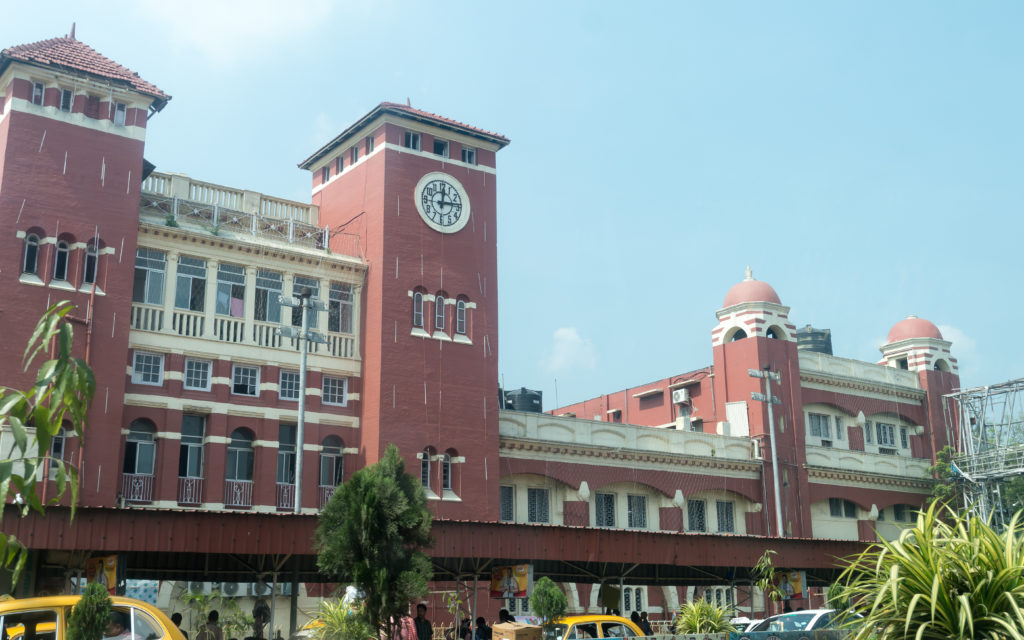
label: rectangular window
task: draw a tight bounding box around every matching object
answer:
[527,487,550,523]
[215,263,246,317]
[232,365,259,396]
[255,270,283,323]
[366,136,374,154]
[60,88,72,112]
[716,500,735,533]
[277,424,296,483]
[175,256,206,311]
[876,422,897,447]
[291,276,320,328]
[900,426,909,449]
[687,499,706,532]
[433,139,449,158]
[835,416,844,440]
[893,504,907,521]
[808,413,831,439]
[328,282,353,333]
[131,352,164,385]
[595,492,615,527]
[322,376,347,406]
[403,131,421,151]
[132,248,166,305]
[279,370,300,401]
[829,498,857,518]
[337,157,344,174]
[50,428,66,476]
[32,82,44,105]
[184,358,211,391]
[499,485,514,522]
[179,415,205,478]
[456,300,467,335]
[865,420,873,444]
[85,95,99,119]
[321,166,330,184]
[461,146,476,164]
[114,102,127,126]
[351,146,359,164]
[627,494,647,529]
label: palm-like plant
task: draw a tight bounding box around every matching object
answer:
[313,600,374,640]
[838,501,1024,639]
[672,599,736,634]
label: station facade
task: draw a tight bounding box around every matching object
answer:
[0,34,958,623]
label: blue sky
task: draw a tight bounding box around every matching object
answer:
[3,1,1021,408]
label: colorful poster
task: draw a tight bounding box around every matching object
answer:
[775,570,807,600]
[490,564,532,599]
[86,555,118,595]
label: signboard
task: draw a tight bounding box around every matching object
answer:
[490,564,532,599]
[774,570,807,600]
[86,555,119,595]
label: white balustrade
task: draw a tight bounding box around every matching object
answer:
[319,485,336,509]
[224,479,253,508]
[130,304,164,331]
[213,316,245,343]
[178,476,203,505]
[172,310,205,337]
[122,473,154,503]
[276,482,296,510]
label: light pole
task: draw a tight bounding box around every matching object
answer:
[278,287,326,514]
[750,366,784,537]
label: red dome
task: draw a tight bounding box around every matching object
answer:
[723,268,781,307]
[887,316,943,343]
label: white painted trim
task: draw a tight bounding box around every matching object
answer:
[123,393,361,428]
[5,96,148,141]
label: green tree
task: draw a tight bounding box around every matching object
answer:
[672,599,736,634]
[530,577,567,625]
[838,501,1024,639]
[66,582,113,640]
[0,302,95,581]
[927,445,959,507]
[316,444,433,639]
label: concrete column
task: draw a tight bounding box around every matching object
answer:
[204,259,219,339]
[243,266,258,344]
[163,250,179,332]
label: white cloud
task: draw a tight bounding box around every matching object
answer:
[937,325,975,355]
[541,327,597,374]
[137,0,333,66]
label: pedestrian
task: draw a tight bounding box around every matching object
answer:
[170,613,189,640]
[498,609,514,624]
[630,612,641,628]
[639,612,652,636]
[414,604,433,640]
[474,617,491,640]
[196,610,223,640]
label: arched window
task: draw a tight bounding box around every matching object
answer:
[412,292,424,328]
[226,428,255,481]
[934,359,951,372]
[766,326,783,339]
[435,295,446,331]
[22,234,39,274]
[123,420,156,476]
[420,447,433,489]
[320,436,344,488]
[441,453,452,491]
[53,241,69,281]
[456,300,467,335]
[728,328,747,342]
[83,242,98,285]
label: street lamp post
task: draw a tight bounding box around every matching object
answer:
[750,366,784,537]
[278,288,327,514]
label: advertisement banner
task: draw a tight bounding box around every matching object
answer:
[86,555,118,595]
[490,564,532,599]
[774,570,807,600]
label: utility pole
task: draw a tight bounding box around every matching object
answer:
[750,366,784,537]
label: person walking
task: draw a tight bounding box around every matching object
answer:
[414,604,433,640]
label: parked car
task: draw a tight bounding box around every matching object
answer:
[747,608,859,633]
[0,594,185,640]
[543,615,646,640]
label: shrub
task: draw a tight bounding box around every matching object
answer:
[67,582,113,640]
[530,577,567,625]
[672,599,736,634]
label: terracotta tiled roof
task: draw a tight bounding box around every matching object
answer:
[299,101,509,169]
[377,101,509,143]
[1,36,169,106]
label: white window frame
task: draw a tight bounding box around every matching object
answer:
[441,453,452,491]
[131,352,164,386]
[876,422,897,447]
[461,146,476,165]
[627,494,647,529]
[365,136,374,154]
[435,296,446,331]
[350,146,359,164]
[336,156,344,174]
[527,487,550,523]
[687,498,707,532]
[808,413,831,439]
[321,166,330,183]
[434,139,449,158]
[53,240,70,282]
[183,358,212,391]
[716,500,735,533]
[22,233,39,274]
[232,364,260,397]
[322,376,348,406]
[32,82,44,105]
[114,102,127,126]
[59,88,72,112]
[82,242,99,285]
[595,492,616,528]
[420,448,432,489]
[279,370,300,401]
[412,292,424,328]
[456,300,467,334]
[404,131,421,151]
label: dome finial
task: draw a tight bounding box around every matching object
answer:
[69,22,76,40]
[744,265,753,281]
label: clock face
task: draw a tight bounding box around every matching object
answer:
[414,172,471,234]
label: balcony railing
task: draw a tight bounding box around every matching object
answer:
[178,476,203,506]
[276,482,296,511]
[224,479,253,508]
[319,485,336,509]
[122,473,154,504]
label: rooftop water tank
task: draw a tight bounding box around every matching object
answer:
[505,387,543,413]
[796,324,833,355]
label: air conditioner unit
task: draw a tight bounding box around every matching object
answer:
[221,582,242,597]
[672,388,690,404]
[250,582,273,597]
[188,581,210,595]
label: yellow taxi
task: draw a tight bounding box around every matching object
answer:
[0,594,184,640]
[543,615,645,640]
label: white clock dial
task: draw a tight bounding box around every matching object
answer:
[414,172,471,234]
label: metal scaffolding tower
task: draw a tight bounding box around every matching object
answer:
[944,377,1024,527]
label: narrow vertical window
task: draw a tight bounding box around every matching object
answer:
[420,448,431,489]
[321,166,330,184]
[351,146,359,164]
[179,415,205,479]
[328,282,353,333]
[435,296,446,331]
[254,270,283,323]
[320,436,344,488]
[499,485,514,521]
[595,492,615,527]
[215,263,246,317]
[32,82,44,106]
[59,89,72,112]
[22,234,39,274]
[412,292,424,328]
[174,256,206,310]
[114,102,127,126]
[461,147,476,164]
[365,136,374,154]
[53,241,70,281]
[433,139,449,158]
[291,276,320,328]
[226,429,255,481]
[277,424,297,484]
[404,131,421,150]
[441,453,452,491]
[337,157,344,174]
[82,242,98,285]
[456,300,467,335]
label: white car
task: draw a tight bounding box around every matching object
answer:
[746,609,858,633]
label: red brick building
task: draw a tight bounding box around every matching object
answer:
[0,34,958,624]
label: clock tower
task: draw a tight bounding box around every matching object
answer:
[300,103,509,519]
